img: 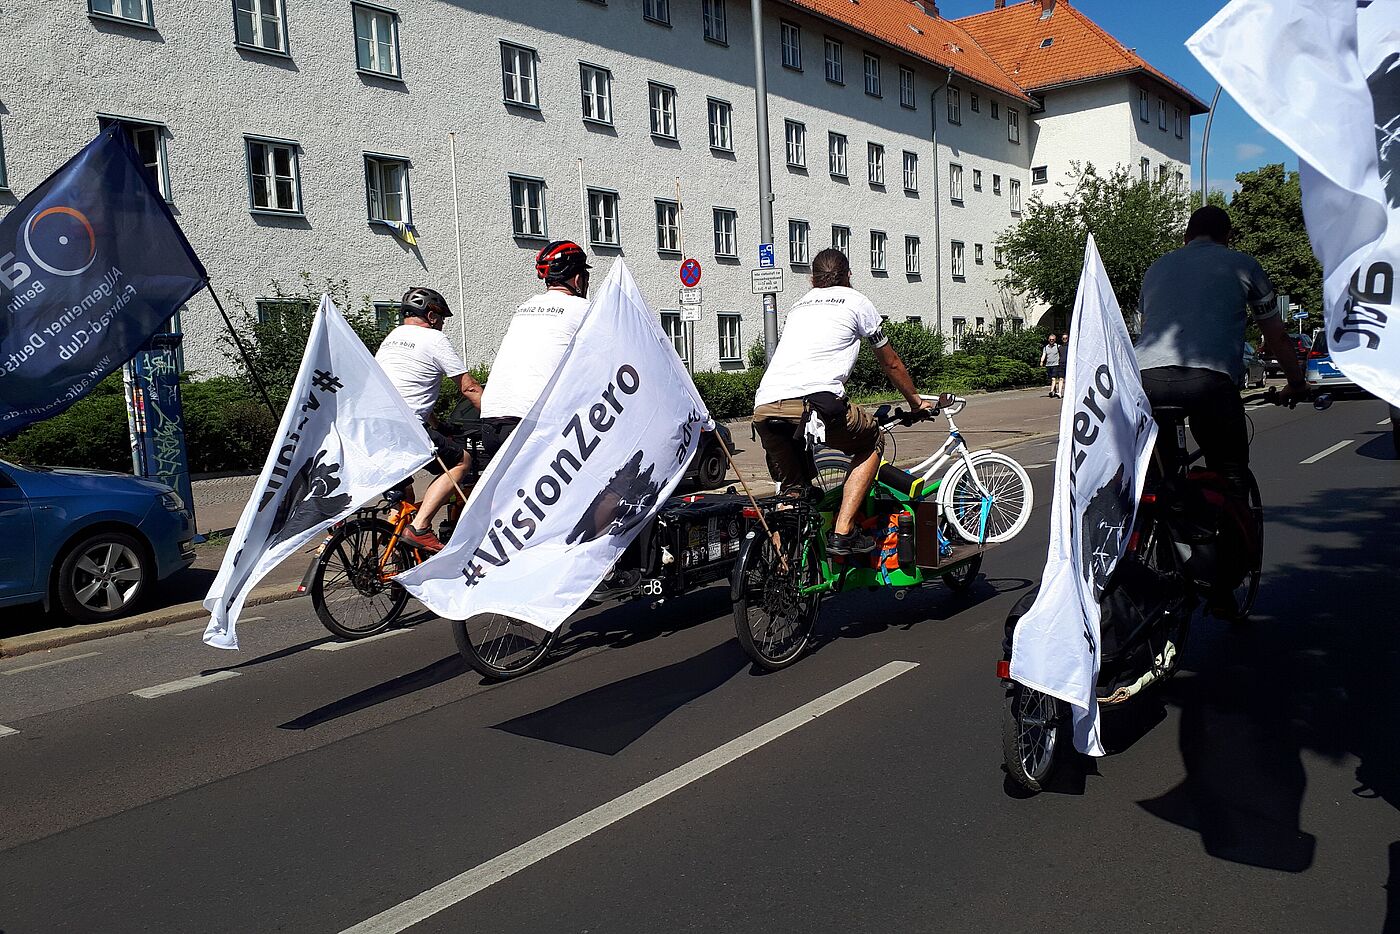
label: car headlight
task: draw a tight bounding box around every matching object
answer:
[161,491,187,512]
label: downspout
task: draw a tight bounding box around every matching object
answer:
[930,66,954,338]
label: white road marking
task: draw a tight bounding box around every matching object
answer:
[0,725,18,738]
[3,651,101,675]
[1300,440,1354,465]
[312,629,408,651]
[338,660,920,934]
[1025,463,1053,470]
[130,670,240,699]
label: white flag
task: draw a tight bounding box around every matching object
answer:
[202,295,435,649]
[1188,0,1400,407]
[1010,236,1158,756]
[396,259,712,632]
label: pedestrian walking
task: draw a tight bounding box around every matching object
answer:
[1038,334,1061,397]
[1056,333,1069,398]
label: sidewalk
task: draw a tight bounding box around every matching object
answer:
[0,385,1065,658]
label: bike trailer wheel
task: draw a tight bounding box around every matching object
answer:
[1002,682,1069,794]
[454,613,557,680]
[733,517,820,671]
[941,552,983,592]
[941,452,1033,545]
[311,517,414,640]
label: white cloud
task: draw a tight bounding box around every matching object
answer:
[1234,142,1266,162]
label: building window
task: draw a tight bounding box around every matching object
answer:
[509,175,547,239]
[905,236,920,276]
[649,82,677,139]
[951,241,965,279]
[976,316,985,331]
[1175,170,1184,191]
[1139,88,1150,122]
[993,174,1002,195]
[1159,97,1167,130]
[899,66,915,108]
[702,0,726,44]
[972,168,983,191]
[588,188,620,246]
[708,98,732,151]
[353,3,399,77]
[780,21,801,70]
[903,151,918,192]
[1008,108,1020,143]
[364,154,409,224]
[993,246,1005,267]
[234,0,286,52]
[831,224,850,256]
[824,37,843,83]
[580,63,612,124]
[89,0,151,26]
[256,297,315,327]
[1158,164,1169,184]
[991,100,999,120]
[1012,318,1023,333]
[947,86,961,125]
[870,231,887,273]
[975,243,984,265]
[713,207,737,257]
[867,142,884,185]
[829,132,848,177]
[949,163,963,202]
[1140,157,1150,181]
[1031,165,1048,185]
[372,301,400,332]
[660,311,689,366]
[501,42,539,107]
[0,121,7,191]
[1010,179,1022,214]
[655,199,680,254]
[100,117,171,200]
[785,120,806,168]
[863,53,881,97]
[951,317,966,348]
[643,0,669,25]
[970,92,980,113]
[788,219,810,265]
[245,137,301,214]
[1174,105,1184,138]
[718,314,742,363]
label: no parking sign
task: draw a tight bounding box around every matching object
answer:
[679,258,702,288]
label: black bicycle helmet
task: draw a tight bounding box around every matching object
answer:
[535,240,591,284]
[401,286,452,319]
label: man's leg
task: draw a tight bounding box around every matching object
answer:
[834,447,879,536]
[1187,372,1250,493]
[826,402,882,549]
[416,460,469,529]
[753,401,810,494]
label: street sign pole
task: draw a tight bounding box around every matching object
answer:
[751,0,779,361]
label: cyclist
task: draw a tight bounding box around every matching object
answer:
[753,248,932,556]
[374,287,484,552]
[479,240,592,460]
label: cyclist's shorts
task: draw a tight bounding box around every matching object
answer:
[480,416,522,463]
[425,423,465,474]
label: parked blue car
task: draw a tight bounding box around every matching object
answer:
[0,460,196,623]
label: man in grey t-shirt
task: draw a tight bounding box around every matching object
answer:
[1136,206,1308,492]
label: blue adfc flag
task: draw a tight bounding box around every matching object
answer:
[0,125,208,435]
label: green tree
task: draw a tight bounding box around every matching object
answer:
[1226,164,1323,331]
[996,163,1192,321]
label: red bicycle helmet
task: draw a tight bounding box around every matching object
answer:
[535,240,591,283]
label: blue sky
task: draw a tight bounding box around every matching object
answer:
[937,0,1296,194]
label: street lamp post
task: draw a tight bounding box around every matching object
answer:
[1199,85,1222,202]
[751,0,779,360]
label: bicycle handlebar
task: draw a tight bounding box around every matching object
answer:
[1241,387,1333,411]
[874,393,966,429]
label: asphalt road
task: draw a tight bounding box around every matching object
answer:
[1,394,1396,934]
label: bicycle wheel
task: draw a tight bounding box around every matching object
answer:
[311,517,414,640]
[1226,471,1264,621]
[453,613,557,680]
[942,552,983,592]
[1002,682,1069,793]
[733,513,821,671]
[812,447,851,493]
[941,452,1034,544]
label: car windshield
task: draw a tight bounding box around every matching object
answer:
[1312,331,1329,354]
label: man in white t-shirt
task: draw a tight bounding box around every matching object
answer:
[479,240,592,460]
[374,287,483,552]
[753,249,931,555]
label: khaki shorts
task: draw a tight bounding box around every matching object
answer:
[752,397,881,491]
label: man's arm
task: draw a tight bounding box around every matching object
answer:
[456,371,484,408]
[874,343,932,411]
[1258,315,1308,402]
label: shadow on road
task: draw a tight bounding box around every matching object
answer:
[278,653,470,731]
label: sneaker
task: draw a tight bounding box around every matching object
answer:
[401,524,445,553]
[827,529,878,556]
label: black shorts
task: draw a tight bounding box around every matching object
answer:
[480,416,522,463]
[424,423,465,475]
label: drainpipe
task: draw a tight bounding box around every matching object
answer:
[930,66,954,338]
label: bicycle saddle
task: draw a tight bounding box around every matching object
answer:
[1151,405,1188,424]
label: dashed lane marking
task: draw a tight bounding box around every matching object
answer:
[312,629,408,651]
[1025,463,1053,469]
[0,725,18,738]
[1300,440,1354,465]
[3,651,101,675]
[130,670,240,699]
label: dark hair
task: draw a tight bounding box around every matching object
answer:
[1185,205,1232,244]
[811,248,851,289]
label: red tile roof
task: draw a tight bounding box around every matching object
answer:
[953,0,1209,113]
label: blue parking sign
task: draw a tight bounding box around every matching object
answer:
[758,243,775,268]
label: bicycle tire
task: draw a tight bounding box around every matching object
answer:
[812,447,851,493]
[1228,470,1264,621]
[940,452,1034,544]
[311,517,414,640]
[733,512,821,671]
[941,552,983,592]
[453,613,557,680]
[1002,682,1069,794]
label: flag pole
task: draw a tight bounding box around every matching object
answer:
[206,284,278,419]
[711,429,790,574]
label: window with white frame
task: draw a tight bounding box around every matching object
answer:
[89,0,151,25]
[100,117,171,200]
[780,21,801,70]
[702,0,726,44]
[643,0,669,25]
[788,219,810,265]
[509,175,546,238]
[993,245,1005,267]
[1139,88,1150,121]
[1158,163,1168,183]
[867,142,884,185]
[501,43,539,107]
[1031,165,1048,185]
[907,315,922,326]
[1174,105,1183,138]
[245,137,300,213]
[785,120,806,168]
[993,174,1001,195]
[899,66,915,108]
[353,3,399,77]
[975,243,984,265]
[824,37,843,83]
[372,301,400,332]
[713,207,737,257]
[863,53,881,97]
[649,82,677,139]
[951,240,965,279]
[902,151,918,192]
[580,63,612,123]
[1175,170,1184,191]
[718,314,741,363]
[991,100,999,119]
[970,92,980,113]
[976,316,985,331]
[660,311,689,365]
[870,231,887,273]
[1012,318,1023,333]
[995,318,1005,335]
[234,0,286,52]
[1140,157,1150,181]
[1008,108,1020,143]
[831,224,850,256]
[905,236,920,276]
[973,168,983,191]
[708,98,732,151]
[588,188,620,246]
[364,154,409,224]
[951,317,966,348]
[256,297,315,327]
[829,132,848,177]
[949,163,963,202]
[1010,179,1022,213]
[947,86,961,124]
[655,199,680,253]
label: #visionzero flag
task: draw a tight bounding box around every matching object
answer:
[203,296,435,650]
[1188,0,1400,407]
[396,258,712,633]
[1009,235,1158,756]
[0,126,207,435]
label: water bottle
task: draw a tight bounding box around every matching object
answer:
[897,513,915,566]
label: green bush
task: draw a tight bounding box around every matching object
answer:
[0,375,131,472]
[180,377,278,473]
[692,368,765,421]
[958,326,1050,367]
[848,321,946,394]
[939,354,1038,393]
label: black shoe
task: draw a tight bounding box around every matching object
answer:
[827,529,878,556]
